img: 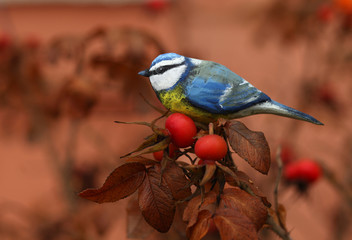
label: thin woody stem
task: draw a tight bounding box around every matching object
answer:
[209,122,214,135]
[266,215,293,240]
[139,93,166,114]
[267,146,293,240]
[274,146,283,213]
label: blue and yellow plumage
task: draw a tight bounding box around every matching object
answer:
[139,53,323,125]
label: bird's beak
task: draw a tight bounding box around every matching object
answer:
[138,69,151,77]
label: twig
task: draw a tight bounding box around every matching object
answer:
[115,110,169,135]
[139,93,166,114]
[266,215,292,240]
[209,122,214,135]
[62,119,81,210]
[150,110,169,133]
[180,149,196,164]
[274,146,283,212]
[114,120,152,127]
[267,146,293,240]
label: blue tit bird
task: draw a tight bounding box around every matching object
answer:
[138,53,323,125]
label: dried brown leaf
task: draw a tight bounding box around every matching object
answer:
[184,187,268,240]
[161,162,192,200]
[120,133,159,158]
[219,188,268,231]
[125,156,160,165]
[187,210,213,240]
[136,133,159,147]
[183,191,217,229]
[124,137,171,158]
[226,170,271,207]
[214,208,257,240]
[200,164,217,186]
[79,162,146,203]
[225,120,271,174]
[213,187,268,240]
[126,194,155,239]
[215,162,238,181]
[138,166,175,233]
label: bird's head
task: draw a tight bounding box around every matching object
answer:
[139,53,198,91]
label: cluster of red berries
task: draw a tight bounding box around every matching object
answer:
[152,113,228,164]
[153,114,322,193]
[281,145,322,191]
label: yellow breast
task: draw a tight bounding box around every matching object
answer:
[157,85,224,122]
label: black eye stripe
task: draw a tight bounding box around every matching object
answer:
[150,62,184,76]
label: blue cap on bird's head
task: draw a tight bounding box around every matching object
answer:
[150,53,183,68]
[138,53,185,77]
[138,53,183,77]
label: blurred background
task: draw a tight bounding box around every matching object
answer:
[1,0,352,239]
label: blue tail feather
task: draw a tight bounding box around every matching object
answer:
[271,100,323,125]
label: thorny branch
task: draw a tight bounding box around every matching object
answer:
[266,146,293,240]
[266,214,292,240]
[274,146,283,213]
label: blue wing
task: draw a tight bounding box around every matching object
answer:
[185,62,270,114]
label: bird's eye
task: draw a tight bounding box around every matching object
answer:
[152,62,183,75]
[156,67,165,74]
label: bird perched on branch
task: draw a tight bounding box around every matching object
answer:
[139,53,323,125]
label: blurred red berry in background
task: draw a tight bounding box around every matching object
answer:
[317,4,334,23]
[280,143,295,165]
[284,158,322,184]
[0,33,12,50]
[146,0,169,12]
[315,82,339,112]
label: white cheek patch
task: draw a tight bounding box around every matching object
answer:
[150,65,187,91]
[150,57,185,72]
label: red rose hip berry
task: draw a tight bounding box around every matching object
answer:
[195,135,227,161]
[165,113,197,148]
[153,143,178,161]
